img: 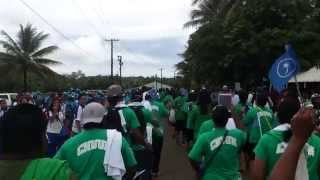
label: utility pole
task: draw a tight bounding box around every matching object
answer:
[118,55,123,86]
[105,39,119,81]
[160,68,163,89]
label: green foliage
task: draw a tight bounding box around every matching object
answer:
[179,0,320,89]
[0,24,60,91]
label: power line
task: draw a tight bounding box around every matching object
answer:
[18,0,103,62]
[71,0,105,39]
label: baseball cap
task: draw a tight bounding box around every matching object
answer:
[82,102,106,124]
[107,84,123,97]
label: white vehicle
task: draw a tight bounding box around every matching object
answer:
[0,93,18,106]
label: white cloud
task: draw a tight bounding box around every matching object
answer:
[0,0,195,77]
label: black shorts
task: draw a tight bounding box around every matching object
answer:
[175,120,186,132]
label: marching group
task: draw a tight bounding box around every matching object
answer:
[0,84,320,180]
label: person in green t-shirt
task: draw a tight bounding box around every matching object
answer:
[128,92,154,180]
[186,90,198,147]
[253,96,320,180]
[151,99,169,176]
[242,90,277,159]
[232,90,250,129]
[102,85,145,148]
[174,95,188,145]
[193,89,212,141]
[0,104,76,180]
[189,105,246,180]
[198,119,214,135]
[55,102,137,180]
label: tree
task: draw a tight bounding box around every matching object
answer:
[0,24,60,91]
[179,0,320,89]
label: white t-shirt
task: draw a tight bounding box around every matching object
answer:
[72,105,84,133]
[47,111,64,134]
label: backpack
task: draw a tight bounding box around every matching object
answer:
[102,107,127,136]
[130,105,146,135]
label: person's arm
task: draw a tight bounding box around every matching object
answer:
[75,107,82,132]
[126,109,145,146]
[252,132,268,180]
[188,135,205,174]
[121,137,137,179]
[252,158,266,180]
[269,108,315,180]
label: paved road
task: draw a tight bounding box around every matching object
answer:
[155,124,195,180]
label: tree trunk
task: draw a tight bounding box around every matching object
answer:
[23,68,27,92]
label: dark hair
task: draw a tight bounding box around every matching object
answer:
[212,105,229,127]
[278,97,300,124]
[277,97,300,142]
[0,104,47,155]
[238,90,248,104]
[83,122,103,129]
[189,91,198,102]
[107,96,123,107]
[49,99,61,112]
[256,90,268,107]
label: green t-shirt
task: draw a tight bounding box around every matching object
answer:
[243,106,276,144]
[189,128,246,180]
[116,106,141,146]
[128,103,153,151]
[54,129,137,180]
[186,102,199,129]
[0,158,75,180]
[174,96,188,122]
[194,114,212,141]
[119,107,141,130]
[254,129,320,180]
[198,119,215,135]
[150,100,169,140]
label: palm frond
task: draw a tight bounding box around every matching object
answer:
[33,58,61,65]
[31,63,59,78]
[0,30,22,54]
[17,24,37,53]
[0,52,21,64]
[30,32,49,53]
[32,46,58,58]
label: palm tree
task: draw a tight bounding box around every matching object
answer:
[0,24,60,91]
[184,0,242,27]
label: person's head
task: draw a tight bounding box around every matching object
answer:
[0,99,7,109]
[189,90,197,102]
[82,102,106,129]
[50,100,61,112]
[212,105,229,128]
[78,94,87,106]
[131,91,142,103]
[238,90,248,104]
[0,104,47,158]
[277,96,301,124]
[106,84,123,107]
[256,89,268,107]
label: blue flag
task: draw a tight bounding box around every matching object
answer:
[268,45,300,93]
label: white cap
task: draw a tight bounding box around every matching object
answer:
[82,102,106,125]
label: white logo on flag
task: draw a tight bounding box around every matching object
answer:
[276,58,296,78]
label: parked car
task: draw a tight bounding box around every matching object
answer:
[0,93,18,106]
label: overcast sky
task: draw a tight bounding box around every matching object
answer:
[0,0,194,77]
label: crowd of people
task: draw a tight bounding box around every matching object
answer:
[0,84,319,180]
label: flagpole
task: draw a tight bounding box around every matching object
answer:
[285,44,304,103]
